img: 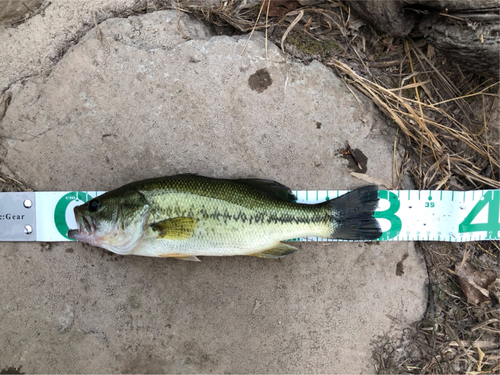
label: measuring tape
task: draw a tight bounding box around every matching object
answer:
[1,190,499,242]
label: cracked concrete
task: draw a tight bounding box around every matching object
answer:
[0,0,44,27]
[0,5,427,374]
[0,0,163,93]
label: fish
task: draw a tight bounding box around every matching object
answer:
[67,174,381,260]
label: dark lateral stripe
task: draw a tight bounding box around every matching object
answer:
[198,208,327,225]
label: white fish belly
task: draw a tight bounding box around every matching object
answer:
[130,219,328,257]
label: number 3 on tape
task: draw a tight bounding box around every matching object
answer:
[374,191,402,240]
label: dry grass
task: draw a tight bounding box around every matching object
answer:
[374,241,499,374]
[178,0,499,191]
[175,1,500,373]
[0,173,30,192]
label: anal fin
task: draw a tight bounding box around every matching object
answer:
[159,253,201,262]
[175,255,201,262]
[250,243,298,259]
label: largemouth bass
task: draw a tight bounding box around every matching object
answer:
[67,174,381,260]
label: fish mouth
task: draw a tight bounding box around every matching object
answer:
[67,210,95,241]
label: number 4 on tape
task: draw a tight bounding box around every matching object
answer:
[459,190,500,240]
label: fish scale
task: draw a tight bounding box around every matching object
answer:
[138,187,330,256]
[65,175,381,259]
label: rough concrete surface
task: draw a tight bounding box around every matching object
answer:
[0,0,145,93]
[0,0,43,26]
[0,5,428,374]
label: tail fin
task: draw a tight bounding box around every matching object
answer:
[326,185,381,240]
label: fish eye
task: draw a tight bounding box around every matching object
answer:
[88,199,100,212]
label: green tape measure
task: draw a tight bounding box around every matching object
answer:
[0,190,498,242]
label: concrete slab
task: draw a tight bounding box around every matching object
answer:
[0,0,43,27]
[0,9,427,374]
[0,0,143,92]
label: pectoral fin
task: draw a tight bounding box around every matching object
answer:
[151,217,197,240]
[250,243,298,259]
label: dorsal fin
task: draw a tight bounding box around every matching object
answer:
[137,174,297,202]
[236,179,297,202]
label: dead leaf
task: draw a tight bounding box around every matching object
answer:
[262,0,299,17]
[427,44,435,60]
[455,261,496,305]
[396,252,408,276]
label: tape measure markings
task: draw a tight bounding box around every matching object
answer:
[1,189,499,242]
[292,189,499,242]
